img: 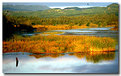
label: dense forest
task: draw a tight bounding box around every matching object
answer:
[4,14,118,26]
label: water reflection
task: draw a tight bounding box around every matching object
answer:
[3,52,118,73]
[29,53,65,59]
[29,52,115,63]
[86,52,115,63]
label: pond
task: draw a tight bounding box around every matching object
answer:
[3,27,119,73]
[22,27,118,37]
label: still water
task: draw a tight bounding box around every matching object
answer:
[22,27,118,37]
[3,52,118,73]
[3,27,119,73]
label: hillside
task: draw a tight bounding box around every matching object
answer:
[3,5,50,11]
[3,3,119,18]
[3,3,119,27]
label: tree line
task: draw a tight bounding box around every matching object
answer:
[5,13,118,27]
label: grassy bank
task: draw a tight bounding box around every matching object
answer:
[3,35,116,53]
[33,24,116,32]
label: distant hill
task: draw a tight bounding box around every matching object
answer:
[3,3,119,17]
[107,3,119,8]
[107,3,119,16]
[64,7,81,10]
[3,5,50,11]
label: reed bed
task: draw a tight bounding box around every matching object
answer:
[33,24,116,32]
[3,35,116,53]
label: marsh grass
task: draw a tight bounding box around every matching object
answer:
[42,32,64,35]
[3,35,116,53]
[33,24,116,32]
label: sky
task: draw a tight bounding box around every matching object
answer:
[3,2,115,9]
